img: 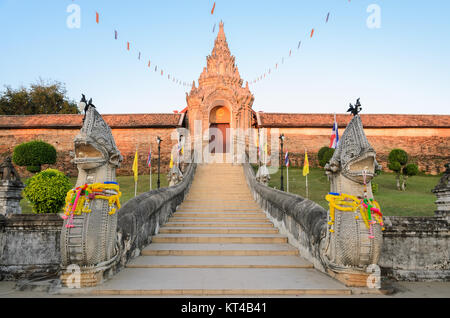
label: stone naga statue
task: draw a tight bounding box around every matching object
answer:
[60,101,123,287]
[168,165,183,187]
[256,164,270,186]
[323,113,384,286]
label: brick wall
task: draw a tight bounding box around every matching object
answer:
[0,127,181,178]
[0,113,448,177]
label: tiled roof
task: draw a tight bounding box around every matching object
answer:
[257,113,450,128]
[0,113,184,129]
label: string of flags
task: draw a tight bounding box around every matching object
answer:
[248,0,354,87]
[94,11,193,89]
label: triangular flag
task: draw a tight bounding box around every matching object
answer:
[298,41,302,49]
[303,150,310,176]
[148,60,151,67]
[96,12,99,24]
[326,12,330,23]
[310,29,315,38]
[127,42,130,50]
[114,30,118,40]
[169,154,174,168]
[132,150,139,183]
[138,52,141,60]
[211,2,216,15]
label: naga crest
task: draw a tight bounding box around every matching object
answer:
[73,105,123,170]
[326,115,381,187]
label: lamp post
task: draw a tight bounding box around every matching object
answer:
[157,136,162,189]
[280,134,285,191]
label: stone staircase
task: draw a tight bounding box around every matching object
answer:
[84,163,351,296]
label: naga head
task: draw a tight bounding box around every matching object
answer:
[326,115,381,186]
[73,102,123,170]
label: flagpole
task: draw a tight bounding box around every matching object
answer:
[306,173,308,199]
[150,143,152,191]
[287,166,289,193]
[305,148,309,199]
[135,145,138,197]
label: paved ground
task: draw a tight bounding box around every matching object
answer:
[0,281,449,298]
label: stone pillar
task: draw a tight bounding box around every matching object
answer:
[0,157,25,216]
[432,163,450,221]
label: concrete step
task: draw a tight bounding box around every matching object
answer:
[172,213,266,218]
[159,228,279,235]
[168,217,272,223]
[126,256,313,269]
[151,234,288,244]
[163,222,274,228]
[81,268,351,296]
[142,243,299,256]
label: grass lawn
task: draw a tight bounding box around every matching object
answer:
[263,167,440,217]
[20,168,440,217]
[20,174,169,214]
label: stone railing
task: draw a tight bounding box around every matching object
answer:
[114,162,197,268]
[243,162,329,272]
[0,214,63,281]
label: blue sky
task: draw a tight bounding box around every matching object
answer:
[0,0,449,115]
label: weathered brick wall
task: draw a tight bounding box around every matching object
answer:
[0,113,448,176]
[0,127,181,177]
[265,127,450,175]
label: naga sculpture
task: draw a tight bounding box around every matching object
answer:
[323,110,384,286]
[256,164,270,186]
[60,98,123,287]
[168,164,183,187]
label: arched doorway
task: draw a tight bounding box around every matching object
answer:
[209,106,231,153]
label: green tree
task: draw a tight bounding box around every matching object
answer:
[388,148,418,191]
[23,169,72,214]
[0,79,79,115]
[12,140,57,173]
[318,146,335,168]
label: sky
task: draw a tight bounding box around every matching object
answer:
[0,0,449,115]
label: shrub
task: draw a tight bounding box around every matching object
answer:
[388,148,418,191]
[23,169,72,214]
[403,163,419,177]
[12,140,57,173]
[372,182,379,194]
[318,146,335,167]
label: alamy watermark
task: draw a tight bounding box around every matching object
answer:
[367,4,382,29]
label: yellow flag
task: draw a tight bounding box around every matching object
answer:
[132,150,138,182]
[264,143,268,154]
[169,154,174,168]
[303,150,310,176]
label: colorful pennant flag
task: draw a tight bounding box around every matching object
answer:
[127,42,130,50]
[285,151,290,167]
[114,30,118,40]
[96,12,99,24]
[326,12,330,23]
[169,154,174,169]
[303,150,310,176]
[211,2,216,15]
[147,146,152,167]
[148,60,151,67]
[298,41,302,49]
[330,114,339,149]
[132,150,139,183]
[310,29,315,38]
[138,52,141,60]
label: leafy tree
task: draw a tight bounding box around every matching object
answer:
[0,79,79,115]
[318,146,335,168]
[23,169,72,214]
[388,148,418,191]
[12,140,57,173]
